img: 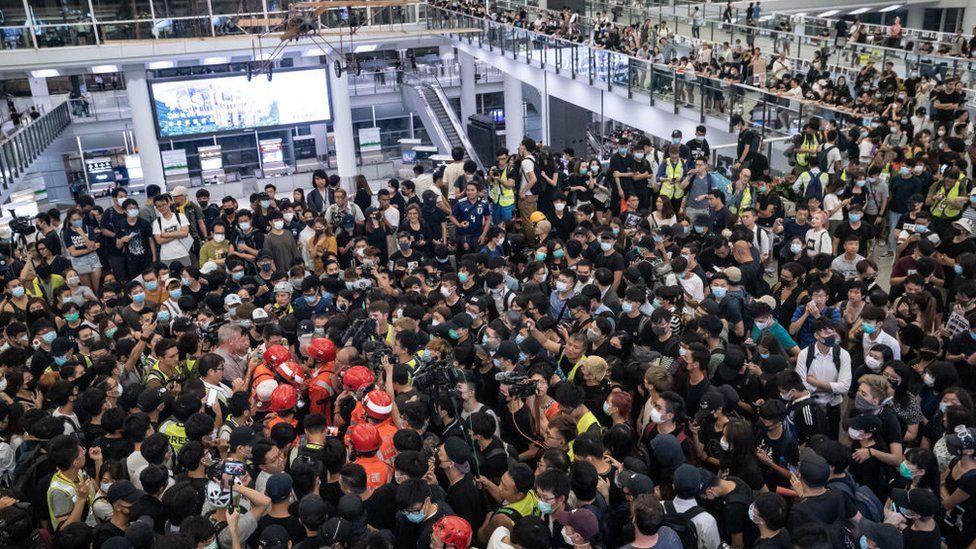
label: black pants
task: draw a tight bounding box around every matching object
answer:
[826,402,841,440]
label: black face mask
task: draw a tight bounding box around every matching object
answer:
[224,208,235,216]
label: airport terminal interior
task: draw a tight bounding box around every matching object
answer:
[2,0,976,548]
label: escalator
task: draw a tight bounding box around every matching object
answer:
[402,77,484,171]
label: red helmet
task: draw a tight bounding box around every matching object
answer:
[348,423,381,453]
[264,345,292,368]
[433,516,472,549]
[363,389,393,420]
[275,361,306,386]
[341,365,375,392]
[308,338,337,363]
[269,384,298,412]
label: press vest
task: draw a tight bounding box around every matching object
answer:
[660,160,686,199]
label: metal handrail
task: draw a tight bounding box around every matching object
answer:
[423,76,485,172]
[0,101,73,201]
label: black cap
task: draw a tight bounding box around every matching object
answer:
[699,390,725,412]
[494,340,519,362]
[468,294,490,312]
[859,520,904,549]
[257,250,274,262]
[125,518,155,549]
[758,399,788,420]
[259,525,290,549]
[450,313,474,330]
[890,487,940,517]
[320,517,354,544]
[848,414,882,436]
[266,472,293,503]
[107,480,144,504]
[617,470,655,495]
[444,436,472,464]
[673,465,715,498]
[137,387,170,412]
[798,448,830,487]
[649,434,686,469]
[229,426,261,447]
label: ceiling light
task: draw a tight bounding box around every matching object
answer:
[30,69,59,78]
[147,60,175,70]
[91,64,119,74]
[354,44,378,53]
[303,47,327,56]
[848,7,871,15]
[879,5,902,12]
[202,56,228,65]
[818,10,839,17]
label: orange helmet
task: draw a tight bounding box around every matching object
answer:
[433,516,472,549]
[269,384,298,412]
[274,361,306,386]
[264,345,292,368]
[341,365,375,392]
[308,338,337,363]
[363,390,393,420]
[348,423,381,453]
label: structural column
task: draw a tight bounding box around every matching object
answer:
[962,1,976,34]
[28,76,52,114]
[504,77,524,152]
[459,50,477,125]
[329,63,358,190]
[123,67,166,190]
[537,74,551,146]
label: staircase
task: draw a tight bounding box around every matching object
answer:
[0,101,74,205]
[419,84,465,153]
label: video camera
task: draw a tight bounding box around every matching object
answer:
[494,370,539,399]
[8,215,34,237]
[413,358,463,394]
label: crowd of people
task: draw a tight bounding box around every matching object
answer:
[1,5,976,549]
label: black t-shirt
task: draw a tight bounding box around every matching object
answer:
[501,405,536,454]
[834,222,874,257]
[702,477,756,546]
[753,529,792,549]
[787,489,856,545]
[608,153,636,193]
[902,526,942,547]
[947,330,976,388]
[94,435,135,462]
[446,475,485,535]
[366,483,398,532]
[737,129,761,164]
[935,90,958,119]
[253,513,306,545]
[594,251,626,275]
[92,521,125,549]
[755,428,799,490]
[394,502,452,549]
[116,218,154,260]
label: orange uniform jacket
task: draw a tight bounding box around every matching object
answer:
[356,455,393,490]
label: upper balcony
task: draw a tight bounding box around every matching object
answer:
[0,1,440,72]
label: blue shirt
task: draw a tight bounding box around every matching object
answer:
[452,198,490,236]
[790,305,842,348]
[292,293,333,321]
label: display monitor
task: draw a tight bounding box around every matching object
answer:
[150,68,332,138]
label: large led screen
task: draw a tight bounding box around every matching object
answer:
[150,69,332,138]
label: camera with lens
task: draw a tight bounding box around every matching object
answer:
[8,216,34,237]
[413,359,463,394]
[495,370,539,399]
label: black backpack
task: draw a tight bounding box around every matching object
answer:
[816,145,837,172]
[662,500,705,549]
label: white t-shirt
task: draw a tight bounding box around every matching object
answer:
[862,330,902,360]
[153,212,191,261]
[823,193,844,221]
[825,146,843,174]
[805,228,832,256]
[520,157,536,197]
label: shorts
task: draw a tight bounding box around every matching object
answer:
[70,252,102,275]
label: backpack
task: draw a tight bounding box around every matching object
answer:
[828,475,885,523]
[816,145,837,172]
[662,501,705,549]
[805,341,841,373]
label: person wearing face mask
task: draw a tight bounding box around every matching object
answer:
[793,320,850,439]
[845,412,896,502]
[394,478,449,549]
[91,479,144,547]
[198,223,232,268]
[261,210,301,273]
[229,210,263,263]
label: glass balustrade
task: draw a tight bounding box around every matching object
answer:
[0,1,429,49]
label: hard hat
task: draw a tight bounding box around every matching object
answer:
[206,480,232,507]
[264,345,292,368]
[308,338,337,364]
[269,384,299,412]
[275,361,306,386]
[363,389,393,420]
[529,211,547,223]
[341,365,375,392]
[433,516,473,549]
[255,379,278,402]
[348,423,381,453]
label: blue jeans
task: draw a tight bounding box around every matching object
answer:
[887,210,902,252]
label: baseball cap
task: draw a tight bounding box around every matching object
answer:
[724,266,742,284]
[266,472,293,503]
[252,307,270,324]
[649,433,686,469]
[848,414,882,436]
[552,508,599,542]
[229,426,261,447]
[859,520,903,549]
[450,313,474,330]
[137,387,170,412]
[699,390,725,413]
[617,470,655,496]
[890,487,939,518]
[257,250,274,263]
[200,261,219,275]
[125,518,155,549]
[673,464,715,499]
[274,281,293,294]
[494,341,519,362]
[107,480,144,504]
[224,294,242,308]
[320,517,354,544]
[715,348,745,383]
[798,448,830,487]
[259,525,290,549]
[444,437,472,465]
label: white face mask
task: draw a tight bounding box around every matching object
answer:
[440,286,453,298]
[555,203,566,212]
[561,530,575,545]
[865,356,882,371]
[272,220,284,230]
[719,437,730,451]
[649,408,664,424]
[283,212,294,222]
[0,377,7,392]
[100,481,113,493]
[847,427,864,440]
[213,234,226,243]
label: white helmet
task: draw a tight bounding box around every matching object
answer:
[206,480,231,507]
[255,379,278,402]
